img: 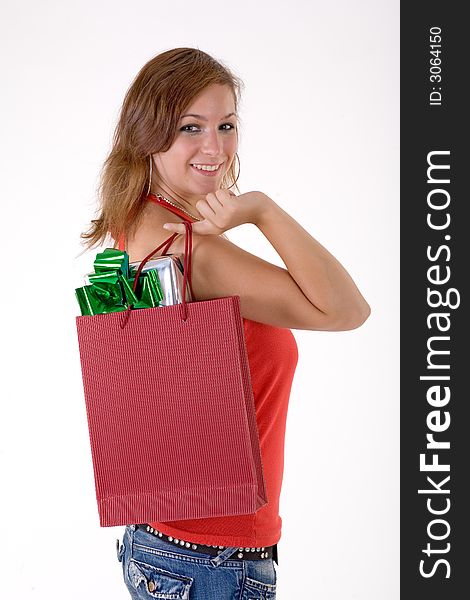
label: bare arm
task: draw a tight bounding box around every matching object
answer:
[162,190,371,331]
[253,194,371,330]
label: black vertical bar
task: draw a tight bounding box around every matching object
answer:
[401,3,468,598]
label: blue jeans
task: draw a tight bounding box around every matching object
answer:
[116,524,278,599]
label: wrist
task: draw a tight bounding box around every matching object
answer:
[251,193,282,228]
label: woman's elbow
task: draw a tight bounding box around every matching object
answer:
[324,302,371,331]
[340,302,371,331]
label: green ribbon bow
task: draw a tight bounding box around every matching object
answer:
[75,248,163,316]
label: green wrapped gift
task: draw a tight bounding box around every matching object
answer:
[75,248,163,316]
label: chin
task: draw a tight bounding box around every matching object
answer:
[196,180,223,192]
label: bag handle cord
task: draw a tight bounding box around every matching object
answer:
[119,221,193,328]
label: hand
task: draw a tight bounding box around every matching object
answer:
[162,190,269,235]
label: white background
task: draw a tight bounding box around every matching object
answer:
[0,1,399,598]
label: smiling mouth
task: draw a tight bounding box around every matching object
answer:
[190,163,222,172]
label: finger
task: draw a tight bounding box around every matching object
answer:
[162,222,186,234]
[190,220,221,235]
[214,189,230,203]
[204,193,224,213]
[205,191,225,206]
[196,198,218,219]
[163,220,220,236]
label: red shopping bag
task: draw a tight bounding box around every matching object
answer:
[75,222,267,527]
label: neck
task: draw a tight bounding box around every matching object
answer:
[152,184,203,219]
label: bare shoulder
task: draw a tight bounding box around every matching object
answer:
[188,232,328,330]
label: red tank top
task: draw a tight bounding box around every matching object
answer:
[117,194,299,547]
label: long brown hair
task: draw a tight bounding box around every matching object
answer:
[80,48,244,252]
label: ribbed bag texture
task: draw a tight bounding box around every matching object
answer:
[75,295,268,527]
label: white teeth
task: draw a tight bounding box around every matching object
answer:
[191,164,220,171]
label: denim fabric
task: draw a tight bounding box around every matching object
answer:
[116,524,277,599]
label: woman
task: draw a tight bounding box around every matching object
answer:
[81,47,370,599]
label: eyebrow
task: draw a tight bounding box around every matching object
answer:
[180,112,237,121]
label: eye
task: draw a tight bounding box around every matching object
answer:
[180,124,200,133]
[220,122,236,131]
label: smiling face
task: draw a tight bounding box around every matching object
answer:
[152,84,238,205]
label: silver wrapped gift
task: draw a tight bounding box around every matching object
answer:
[128,254,192,306]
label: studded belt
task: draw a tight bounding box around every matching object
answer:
[135,524,278,564]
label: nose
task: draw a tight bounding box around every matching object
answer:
[201,128,223,157]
